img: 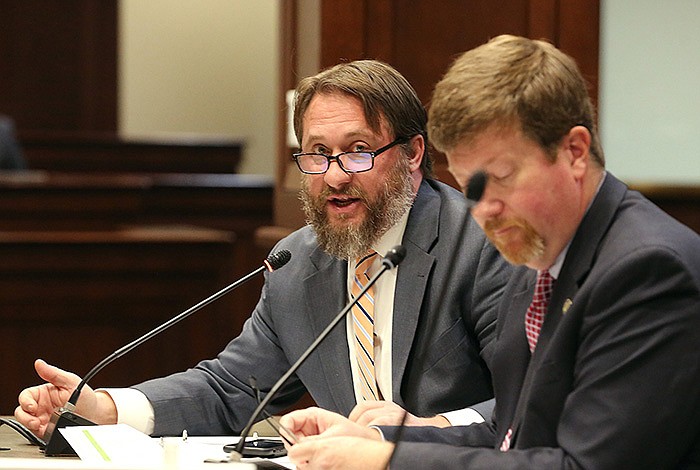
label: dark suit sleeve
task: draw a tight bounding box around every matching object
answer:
[390,246,700,469]
[458,231,511,422]
[132,264,307,436]
[383,421,496,447]
[468,398,495,422]
[468,234,512,369]
[0,117,27,170]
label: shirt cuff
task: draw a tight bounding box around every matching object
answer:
[439,407,485,426]
[368,425,386,441]
[98,388,155,435]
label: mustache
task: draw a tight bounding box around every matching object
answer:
[482,217,535,242]
[483,218,509,233]
[318,184,367,201]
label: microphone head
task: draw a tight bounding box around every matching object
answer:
[466,171,487,203]
[265,250,292,272]
[382,245,406,269]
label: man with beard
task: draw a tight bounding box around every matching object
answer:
[15,60,510,439]
[276,36,700,470]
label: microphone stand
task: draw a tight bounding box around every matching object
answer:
[232,246,406,457]
[42,250,292,456]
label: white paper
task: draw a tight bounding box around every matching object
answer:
[56,426,272,468]
[59,424,162,466]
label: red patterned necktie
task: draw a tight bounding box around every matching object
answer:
[500,270,555,452]
[524,270,554,353]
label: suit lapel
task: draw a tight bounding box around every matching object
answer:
[510,174,628,443]
[391,181,439,405]
[536,174,627,355]
[303,246,357,414]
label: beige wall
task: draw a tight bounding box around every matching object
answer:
[118,0,280,175]
[600,0,700,185]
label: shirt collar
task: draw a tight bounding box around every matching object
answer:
[369,208,410,261]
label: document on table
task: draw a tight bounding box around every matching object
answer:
[59,425,162,466]
[58,424,291,468]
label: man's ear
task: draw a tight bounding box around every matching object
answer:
[407,134,425,173]
[564,126,591,177]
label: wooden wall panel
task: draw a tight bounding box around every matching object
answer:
[19,132,243,174]
[0,0,117,132]
[319,0,367,66]
[0,227,238,413]
[318,0,599,107]
[558,0,600,104]
[0,173,275,413]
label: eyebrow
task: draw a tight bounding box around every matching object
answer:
[304,131,378,146]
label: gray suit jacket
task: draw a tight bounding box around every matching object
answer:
[134,179,511,435]
[386,174,700,469]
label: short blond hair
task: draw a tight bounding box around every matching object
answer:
[429,35,604,166]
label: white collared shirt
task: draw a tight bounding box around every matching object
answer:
[345,209,410,403]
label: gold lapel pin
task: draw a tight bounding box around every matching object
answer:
[562,298,573,314]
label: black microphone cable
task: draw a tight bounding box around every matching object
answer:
[232,245,407,458]
[65,249,292,408]
[42,250,292,456]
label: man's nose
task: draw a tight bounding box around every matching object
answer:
[472,194,504,221]
[323,160,352,189]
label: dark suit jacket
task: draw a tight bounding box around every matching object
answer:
[387,174,700,469]
[0,115,26,170]
[134,179,511,435]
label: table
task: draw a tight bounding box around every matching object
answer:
[0,417,284,468]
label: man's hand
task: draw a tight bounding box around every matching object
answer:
[348,400,451,427]
[280,406,381,441]
[14,359,117,438]
[287,436,394,470]
[278,406,399,468]
[279,407,391,468]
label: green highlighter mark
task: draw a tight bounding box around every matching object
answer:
[82,429,111,462]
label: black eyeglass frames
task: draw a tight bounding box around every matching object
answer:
[292,136,411,175]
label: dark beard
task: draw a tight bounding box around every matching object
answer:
[299,158,415,260]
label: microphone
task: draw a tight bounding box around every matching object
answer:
[41,250,292,456]
[232,245,407,457]
[465,170,487,206]
[380,245,406,269]
[387,171,487,466]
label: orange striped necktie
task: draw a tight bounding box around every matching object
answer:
[351,251,379,401]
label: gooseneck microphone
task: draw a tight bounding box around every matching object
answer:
[232,245,407,457]
[42,250,292,456]
[465,170,487,206]
[387,171,487,467]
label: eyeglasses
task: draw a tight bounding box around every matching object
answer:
[292,136,410,174]
[249,377,298,446]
